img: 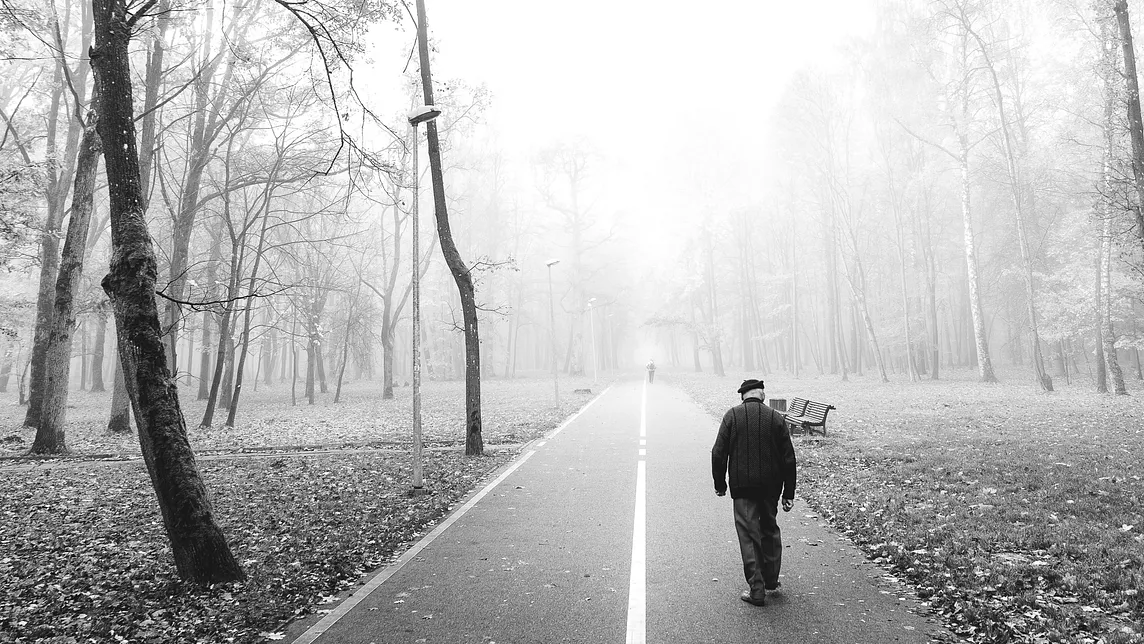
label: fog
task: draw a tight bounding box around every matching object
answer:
[3,0,1144,404]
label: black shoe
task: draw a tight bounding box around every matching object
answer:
[739,590,766,606]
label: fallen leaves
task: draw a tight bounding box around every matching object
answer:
[671,369,1144,644]
[0,376,604,642]
[0,377,601,458]
[0,440,515,643]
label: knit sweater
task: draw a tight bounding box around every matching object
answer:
[711,398,797,500]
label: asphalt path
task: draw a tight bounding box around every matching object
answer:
[287,379,947,644]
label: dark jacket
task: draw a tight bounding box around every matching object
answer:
[711,398,796,500]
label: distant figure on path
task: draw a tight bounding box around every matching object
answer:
[710,378,797,607]
[646,359,656,383]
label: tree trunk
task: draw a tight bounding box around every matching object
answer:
[197,234,222,400]
[290,315,298,405]
[415,0,482,456]
[80,320,89,391]
[381,318,395,399]
[162,0,239,370]
[1101,14,1128,395]
[32,95,101,454]
[839,219,888,383]
[218,335,235,410]
[790,221,800,378]
[279,335,288,383]
[136,0,169,204]
[969,33,1051,391]
[225,176,276,427]
[90,304,108,392]
[958,144,997,383]
[824,208,849,381]
[262,326,275,386]
[334,296,356,404]
[1095,242,1108,393]
[689,296,702,372]
[306,335,316,405]
[1114,0,1144,245]
[898,241,917,383]
[315,343,327,393]
[200,307,232,428]
[883,152,917,382]
[1102,213,1128,394]
[197,311,214,400]
[0,344,13,393]
[24,4,88,429]
[91,0,243,584]
[922,195,940,380]
[108,357,131,433]
[23,201,63,427]
[702,224,726,377]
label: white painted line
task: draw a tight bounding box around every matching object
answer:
[639,439,646,446]
[292,385,612,644]
[550,385,612,438]
[638,448,646,456]
[639,380,647,438]
[292,450,537,644]
[536,441,547,447]
[625,460,647,644]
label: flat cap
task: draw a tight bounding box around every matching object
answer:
[737,378,765,394]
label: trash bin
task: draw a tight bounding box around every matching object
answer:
[768,398,787,413]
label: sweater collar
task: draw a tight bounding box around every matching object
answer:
[743,397,765,405]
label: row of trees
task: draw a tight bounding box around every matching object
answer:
[1,0,640,582]
[645,0,1144,393]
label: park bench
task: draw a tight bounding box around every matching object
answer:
[783,397,835,437]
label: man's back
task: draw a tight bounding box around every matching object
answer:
[711,398,796,500]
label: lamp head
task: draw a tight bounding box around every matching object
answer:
[546,259,561,268]
[408,105,442,126]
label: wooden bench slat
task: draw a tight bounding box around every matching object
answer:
[782,397,835,437]
[787,398,809,416]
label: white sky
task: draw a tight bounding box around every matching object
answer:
[364,0,876,266]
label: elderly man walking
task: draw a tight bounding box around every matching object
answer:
[711,378,797,606]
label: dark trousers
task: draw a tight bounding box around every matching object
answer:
[733,496,782,592]
[647,370,655,383]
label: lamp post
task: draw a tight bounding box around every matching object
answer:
[588,297,598,384]
[546,259,561,406]
[408,104,440,493]
[606,313,615,372]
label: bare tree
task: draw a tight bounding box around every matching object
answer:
[956,0,1052,391]
[22,0,92,428]
[90,0,243,584]
[1114,0,1144,244]
[414,0,483,455]
[30,82,100,453]
[900,8,998,382]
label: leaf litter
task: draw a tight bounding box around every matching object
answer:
[670,368,1144,644]
[0,377,603,643]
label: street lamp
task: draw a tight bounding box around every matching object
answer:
[409,104,440,494]
[546,259,561,406]
[587,297,598,385]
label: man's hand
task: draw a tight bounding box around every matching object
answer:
[781,498,794,512]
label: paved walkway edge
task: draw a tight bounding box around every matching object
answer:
[290,386,613,644]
